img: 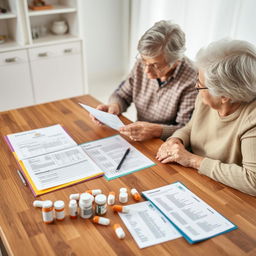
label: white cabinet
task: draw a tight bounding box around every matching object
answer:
[0,49,34,110]
[29,41,83,103]
[0,0,86,111]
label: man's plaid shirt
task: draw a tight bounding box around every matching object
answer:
[109,57,198,140]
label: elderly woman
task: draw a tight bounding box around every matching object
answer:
[156,39,256,196]
[91,20,197,141]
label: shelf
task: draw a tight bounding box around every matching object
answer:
[31,34,80,46]
[0,40,21,52]
[0,12,17,19]
[28,5,76,16]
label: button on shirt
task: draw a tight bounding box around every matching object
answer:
[109,57,198,140]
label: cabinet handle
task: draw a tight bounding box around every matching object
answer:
[64,48,72,53]
[38,52,48,57]
[5,57,17,63]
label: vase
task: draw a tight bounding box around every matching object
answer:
[51,20,68,35]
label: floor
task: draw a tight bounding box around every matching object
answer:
[89,76,137,122]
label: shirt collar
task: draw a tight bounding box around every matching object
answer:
[156,58,184,87]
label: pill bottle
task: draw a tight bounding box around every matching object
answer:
[79,193,93,219]
[131,188,141,201]
[107,191,115,205]
[119,192,128,203]
[113,224,125,239]
[95,194,107,215]
[54,200,65,221]
[112,205,129,213]
[93,216,110,226]
[69,199,78,219]
[42,200,54,224]
[86,189,102,196]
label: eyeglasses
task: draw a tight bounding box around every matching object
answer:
[195,78,208,92]
[195,87,209,92]
[136,54,168,72]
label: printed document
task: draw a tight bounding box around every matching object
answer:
[119,201,181,248]
[80,135,155,180]
[142,182,237,243]
[6,124,103,192]
[6,124,77,160]
[6,125,154,192]
[22,146,102,190]
[79,103,124,130]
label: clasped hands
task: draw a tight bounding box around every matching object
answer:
[156,138,203,169]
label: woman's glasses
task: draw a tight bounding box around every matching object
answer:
[195,78,208,92]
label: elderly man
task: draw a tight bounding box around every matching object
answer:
[91,20,197,141]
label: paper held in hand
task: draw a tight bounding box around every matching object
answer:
[79,103,125,130]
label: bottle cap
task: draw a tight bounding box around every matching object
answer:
[80,193,93,203]
[120,188,127,193]
[69,199,77,206]
[54,200,65,210]
[42,200,53,208]
[95,194,106,204]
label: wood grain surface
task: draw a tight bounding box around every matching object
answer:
[0,95,255,256]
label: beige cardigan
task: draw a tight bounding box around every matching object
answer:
[172,95,256,195]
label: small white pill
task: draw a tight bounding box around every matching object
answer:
[33,200,44,208]
[93,216,110,226]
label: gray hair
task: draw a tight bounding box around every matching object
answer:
[137,20,186,65]
[196,39,256,103]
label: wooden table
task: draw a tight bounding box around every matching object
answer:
[0,95,255,256]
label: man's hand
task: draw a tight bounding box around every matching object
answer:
[89,103,120,126]
[119,121,163,141]
[156,138,203,169]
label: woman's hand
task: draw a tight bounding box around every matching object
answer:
[156,137,203,169]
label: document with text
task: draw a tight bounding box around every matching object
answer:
[80,135,155,180]
[119,201,181,248]
[79,103,125,130]
[142,182,237,244]
[5,125,154,195]
[5,124,104,195]
[6,124,77,160]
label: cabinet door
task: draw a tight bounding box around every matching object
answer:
[0,50,34,111]
[29,41,84,104]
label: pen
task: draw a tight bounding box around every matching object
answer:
[17,169,27,186]
[116,148,130,171]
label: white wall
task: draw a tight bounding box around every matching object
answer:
[129,0,256,69]
[79,0,130,95]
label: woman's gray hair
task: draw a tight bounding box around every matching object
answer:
[196,39,256,103]
[137,20,186,65]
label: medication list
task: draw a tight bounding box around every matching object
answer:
[142,182,237,243]
[118,201,181,248]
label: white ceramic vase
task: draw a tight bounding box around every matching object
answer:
[51,21,68,35]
